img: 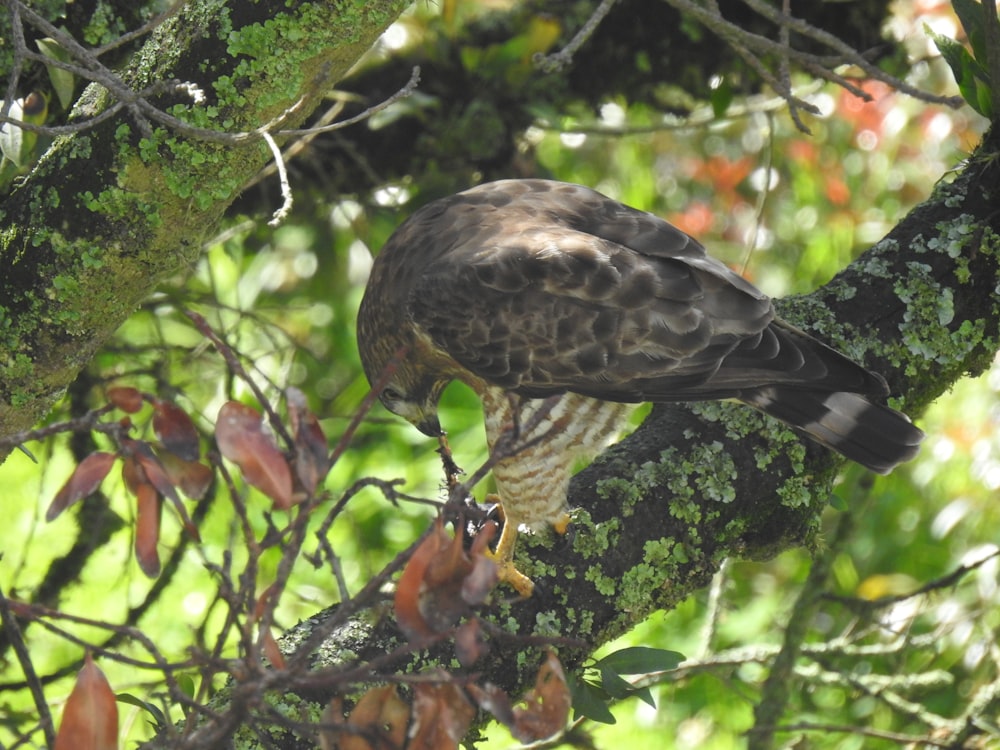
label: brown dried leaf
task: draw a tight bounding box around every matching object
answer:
[253,584,286,670]
[157,450,213,500]
[106,386,143,414]
[394,521,445,641]
[466,682,515,729]
[215,401,293,509]
[287,388,330,495]
[153,399,200,461]
[121,455,145,494]
[454,619,488,668]
[127,441,200,542]
[409,683,476,750]
[340,685,409,750]
[511,651,571,743]
[318,697,345,750]
[394,519,499,642]
[54,652,119,750]
[134,482,162,578]
[47,452,117,521]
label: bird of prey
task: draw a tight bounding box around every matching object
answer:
[357,179,923,595]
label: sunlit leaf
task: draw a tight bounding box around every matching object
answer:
[510,651,571,742]
[36,38,76,110]
[106,386,144,414]
[215,401,293,509]
[153,399,200,461]
[54,653,119,750]
[410,683,476,750]
[47,452,117,521]
[595,646,684,675]
[134,482,161,577]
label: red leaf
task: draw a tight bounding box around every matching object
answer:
[152,400,200,461]
[253,585,286,670]
[106,386,143,414]
[157,450,213,500]
[215,401,293,509]
[47,452,117,521]
[54,652,119,750]
[121,455,145,494]
[409,683,476,750]
[394,519,499,643]
[287,387,330,495]
[454,619,488,668]
[126,440,200,542]
[511,652,571,743]
[134,483,161,577]
[341,685,409,750]
[394,521,444,641]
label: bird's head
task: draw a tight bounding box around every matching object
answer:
[376,363,448,438]
[357,248,455,439]
[357,320,450,438]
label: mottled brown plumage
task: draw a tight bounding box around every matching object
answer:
[357,179,923,594]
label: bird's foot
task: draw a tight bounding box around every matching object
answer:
[482,500,572,597]
[483,504,534,596]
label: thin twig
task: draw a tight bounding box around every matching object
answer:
[536,0,618,73]
[262,131,292,227]
[0,586,55,748]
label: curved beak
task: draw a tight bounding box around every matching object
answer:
[415,414,443,438]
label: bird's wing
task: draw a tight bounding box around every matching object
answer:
[406,181,805,402]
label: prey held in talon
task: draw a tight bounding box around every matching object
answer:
[358,179,924,596]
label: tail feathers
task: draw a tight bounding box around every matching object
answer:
[742,386,924,474]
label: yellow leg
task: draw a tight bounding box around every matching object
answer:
[482,501,573,597]
[483,495,534,597]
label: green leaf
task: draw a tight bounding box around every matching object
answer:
[36,38,76,110]
[596,646,685,675]
[710,78,734,119]
[567,675,616,725]
[0,99,29,167]
[951,0,989,65]
[632,685,657,707]
[828,493,848,511]
[929,27,992,117]
[116,692,167,729]
[598,666,636,699]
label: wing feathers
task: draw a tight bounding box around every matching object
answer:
[395,179,922,472]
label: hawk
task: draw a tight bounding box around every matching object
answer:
[357,179,923,595]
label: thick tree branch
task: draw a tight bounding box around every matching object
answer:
[0,0,409,449]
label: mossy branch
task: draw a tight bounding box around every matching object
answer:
[0,0,409,450]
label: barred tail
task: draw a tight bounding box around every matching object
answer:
[742,386,924,474]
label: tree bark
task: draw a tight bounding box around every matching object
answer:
[0,0,409,448]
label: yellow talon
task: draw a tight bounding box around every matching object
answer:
[483,500,572,597]
[485,513,534,597]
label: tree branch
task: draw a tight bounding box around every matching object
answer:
[0,0,410,450]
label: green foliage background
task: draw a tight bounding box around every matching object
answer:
[0,1,997,747]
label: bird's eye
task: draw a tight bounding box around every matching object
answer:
[382,388,403,402]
